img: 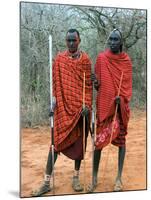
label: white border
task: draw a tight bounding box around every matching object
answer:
[0,0,150,200]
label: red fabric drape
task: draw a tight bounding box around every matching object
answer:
[52,51,92,151]
[95,49,132,129]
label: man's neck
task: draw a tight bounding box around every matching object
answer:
[68,50,81,59]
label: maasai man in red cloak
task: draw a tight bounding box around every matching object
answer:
[87,29,132,192]
[32,29,92,196]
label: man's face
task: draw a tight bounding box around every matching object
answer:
[108,31,122,53]
[66,32,80,53]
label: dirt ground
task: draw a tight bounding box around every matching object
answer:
[20,110,146,198]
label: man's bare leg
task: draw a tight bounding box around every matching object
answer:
[114,146,126,191]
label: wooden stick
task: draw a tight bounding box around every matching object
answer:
[102,71,124,189]
[110,71,123,143]
[91,79,96,187]
[83,72,86,192]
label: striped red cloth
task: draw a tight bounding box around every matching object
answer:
[52,50,92,151]
[95,49,132,148]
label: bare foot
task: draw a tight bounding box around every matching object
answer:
[31,182,51,196]
[114,178,123,192]
[86,177,97,193]
[72,176,83,192]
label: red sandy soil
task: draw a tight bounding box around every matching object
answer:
[20,110,146,197]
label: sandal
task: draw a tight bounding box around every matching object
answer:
[114,179,123,192]
[72,176,83,192]
[86,177,97,193]
[32,182,51,196]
